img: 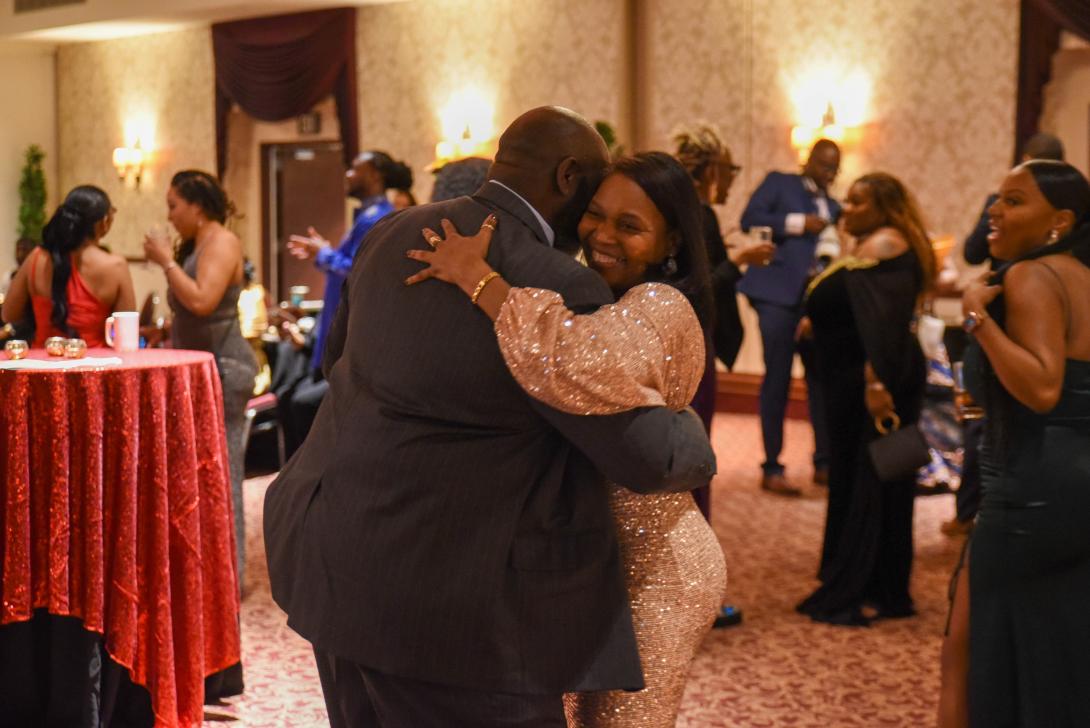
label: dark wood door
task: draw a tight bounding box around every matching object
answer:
[264,142,346,303]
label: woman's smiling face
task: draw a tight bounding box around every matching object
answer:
[987,166,1063,261]
[578,173,673,294]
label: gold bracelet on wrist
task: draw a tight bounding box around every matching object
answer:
[163,262,178,274]
[470,271,500,305]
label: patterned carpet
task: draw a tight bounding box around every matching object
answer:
[205,412,964,727]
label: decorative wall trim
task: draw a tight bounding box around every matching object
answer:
[715,372,810,420]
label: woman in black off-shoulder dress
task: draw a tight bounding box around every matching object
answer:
[796,172,933,627]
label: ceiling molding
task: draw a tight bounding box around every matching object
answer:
[1,0,407,43]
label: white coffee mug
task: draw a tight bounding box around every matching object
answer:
[105,311,140,352]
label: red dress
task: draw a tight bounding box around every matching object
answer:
[29,248,112,348]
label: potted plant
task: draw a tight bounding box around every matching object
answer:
[18,144,47,245]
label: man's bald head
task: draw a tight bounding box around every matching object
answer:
[488,107,610,243]
[492,106,608,175]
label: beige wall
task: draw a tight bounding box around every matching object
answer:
[0,45,57,267]
[643,0,1019,236]
[1041,46,1090,179]
[51,1,1021,371]
[641,0,1019,373]
[56,27,216,306]
[354,0,629,202]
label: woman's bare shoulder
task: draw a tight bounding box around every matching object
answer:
[855,227,909,260]
[206,226,243,257]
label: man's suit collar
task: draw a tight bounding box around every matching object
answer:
[472,180,553,246]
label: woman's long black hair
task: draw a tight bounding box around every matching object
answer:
[609,152,714,332]
[171,170,237,265]
[981,160,1090,450]
[40,185,112,336]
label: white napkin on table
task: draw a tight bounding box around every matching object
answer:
[0,356,124,370]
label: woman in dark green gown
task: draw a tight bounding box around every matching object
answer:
[796,173,934,626]
[958,160,1090,727]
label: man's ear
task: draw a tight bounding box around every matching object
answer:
[555,157,580,196]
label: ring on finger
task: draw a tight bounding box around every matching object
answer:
[481,222,496,231]
[426,235,441,247]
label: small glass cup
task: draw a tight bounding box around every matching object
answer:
[5,339,28,360]
[146,223,173,270]
[64,338,88,359]
[45,336,68,357]
[750,225,773,245]
[146,223,171,245]
[952,361,984,422]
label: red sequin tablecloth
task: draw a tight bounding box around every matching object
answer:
[0,349,241,728]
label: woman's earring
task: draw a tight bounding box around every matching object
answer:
[662,255,678,276]
[1049,228,1060,244]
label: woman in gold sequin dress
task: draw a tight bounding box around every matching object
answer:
[407,152,727,727]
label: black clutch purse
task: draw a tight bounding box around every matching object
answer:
[868,412,931,483]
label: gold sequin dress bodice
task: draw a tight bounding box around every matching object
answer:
[495,283,727,727]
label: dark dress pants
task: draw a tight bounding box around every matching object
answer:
[751,299,829,475]
[314,648,566,728]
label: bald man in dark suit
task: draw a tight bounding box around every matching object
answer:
[264,107,716,727]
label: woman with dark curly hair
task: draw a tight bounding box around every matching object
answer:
[143,170,256,590]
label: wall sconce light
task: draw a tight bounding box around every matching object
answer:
[791,102,847,161]
[788,67,870,162]
[432,87,496,168]
[112,140,146,188]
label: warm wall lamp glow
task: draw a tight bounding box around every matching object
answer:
[788,67,870,161]
[791,102,846,160]
[432,87,496,168]
[112,141,146,188]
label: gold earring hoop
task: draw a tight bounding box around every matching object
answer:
[1049,228,1060,244]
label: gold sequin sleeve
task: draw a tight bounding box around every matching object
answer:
[493,282,705,415]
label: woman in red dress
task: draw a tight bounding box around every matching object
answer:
[2,185,135,346]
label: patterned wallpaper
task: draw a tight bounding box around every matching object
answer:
[54,1,1017,250]
[354,0,627,202]
[643,0,1020,238]
[56,28,216,260]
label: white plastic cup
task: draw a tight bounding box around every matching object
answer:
[105,311,140,352]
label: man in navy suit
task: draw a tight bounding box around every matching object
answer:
[738,139,841,495]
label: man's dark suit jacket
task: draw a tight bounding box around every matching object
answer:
[737,171,842,308]
[263,182,717,696]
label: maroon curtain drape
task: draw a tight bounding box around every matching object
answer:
[212,8,359,178]
[1014,0,1090,162]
